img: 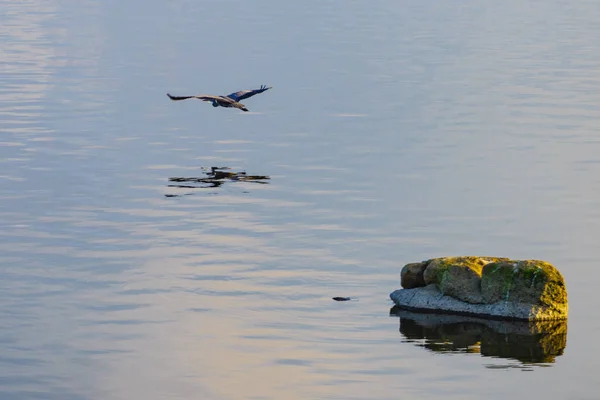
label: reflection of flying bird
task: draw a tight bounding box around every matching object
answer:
[165,167,270,197]
[166,85,272,112]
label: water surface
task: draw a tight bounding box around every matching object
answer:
[1,0,600,399]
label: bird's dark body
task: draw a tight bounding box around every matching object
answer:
[167,85,271,112]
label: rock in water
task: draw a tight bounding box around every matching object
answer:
[390,256,568,321]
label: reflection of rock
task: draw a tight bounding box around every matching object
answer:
[391,256,568,320]
[390,307,567,365]
[165,167,269,196]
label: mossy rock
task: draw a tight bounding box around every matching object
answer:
[393,256,569,320]
[423,256,509,304]
[481,260,568,316]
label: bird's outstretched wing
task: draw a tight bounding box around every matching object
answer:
[167,93,235,104]
[226,85,272,102]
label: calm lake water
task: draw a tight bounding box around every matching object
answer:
[2,0,600,399]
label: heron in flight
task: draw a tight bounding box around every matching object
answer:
[167,85,272,112]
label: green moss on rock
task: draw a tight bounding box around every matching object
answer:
[481,260,568,315]
[423,257,509,304]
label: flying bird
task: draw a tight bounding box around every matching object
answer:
[166,85,272,112]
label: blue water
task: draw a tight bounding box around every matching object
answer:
[1,0,600,398]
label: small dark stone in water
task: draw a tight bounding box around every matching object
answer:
[332,297,352,301]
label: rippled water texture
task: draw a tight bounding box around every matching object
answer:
[2,1,600,399]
